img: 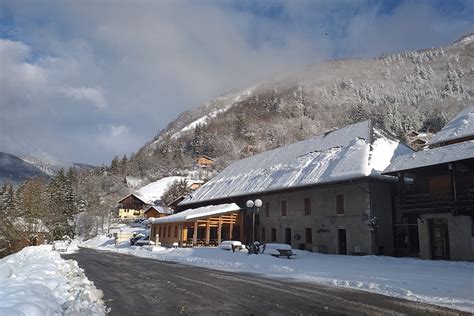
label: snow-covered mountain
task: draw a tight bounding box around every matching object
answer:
[0,152,94,185]
[130,33,473,180]
[19,155,93,177]
[0,152,49,185]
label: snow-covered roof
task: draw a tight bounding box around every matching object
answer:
[383,140,474,174]
[149,203,240,224]
[181,120,412,205]
[122,176,200,205]
[428,106,474,146]
[145,205,173,215]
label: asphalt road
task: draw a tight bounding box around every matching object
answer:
[63,248,465,316]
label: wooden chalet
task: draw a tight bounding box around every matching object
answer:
[384,106,474,261]
[196,155,214,168]
[117,193,149,220]
[144,205,172,219]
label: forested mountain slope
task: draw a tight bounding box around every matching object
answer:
[129,33,473,179]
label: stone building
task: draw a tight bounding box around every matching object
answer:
[176,120,412,255]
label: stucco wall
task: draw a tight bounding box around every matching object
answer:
[370,182,395,256]
[418,213,474,262]
[257,181,391,255]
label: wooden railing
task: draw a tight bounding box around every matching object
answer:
[400,190,474,214]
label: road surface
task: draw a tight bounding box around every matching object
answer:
[63,248,465,315]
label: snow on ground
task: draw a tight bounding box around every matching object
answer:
[81,235,474,313]
[0,245,107,315]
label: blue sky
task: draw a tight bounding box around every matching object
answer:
[0,0,473,164]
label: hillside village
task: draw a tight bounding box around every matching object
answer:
[1,28,474,314]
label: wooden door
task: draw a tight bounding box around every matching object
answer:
[429,218,450,260]
[338,229,347,255]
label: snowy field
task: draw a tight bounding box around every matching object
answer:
[0,245,107,315]
[81,235,474,313]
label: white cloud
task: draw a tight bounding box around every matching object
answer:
[0,1,472,164]
[61,86,107,109]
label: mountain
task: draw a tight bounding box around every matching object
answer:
[125,33,473,181]
[0,152,49,185]
[0,152,94,185]
[19,155,93,177]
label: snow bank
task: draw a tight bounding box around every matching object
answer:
[0,246,106,315]
[83,236,474,313]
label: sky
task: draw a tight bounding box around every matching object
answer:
[0,0,473,165]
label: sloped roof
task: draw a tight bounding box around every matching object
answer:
[118,176,201,205]
[428,106,474,146]
[149,203,240,224]
[181,120,412,205]
[383,141,474,174]
[145,205,173,215]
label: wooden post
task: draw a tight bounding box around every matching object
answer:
[193,220,198,246]
[217,216,222,244]
[240,212,245,244]
[205,219,211,245]
[450,163,457,202]
[398,172,405,203]
[229,215,234,240]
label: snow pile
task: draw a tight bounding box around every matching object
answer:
[82,239,474,312]
[183,120,412,204]
[428,106,474,146]
[0,246,106,315]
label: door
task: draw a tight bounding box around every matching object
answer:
[285,228,292,245]
[429,218,450,260]
[338,229,347,255]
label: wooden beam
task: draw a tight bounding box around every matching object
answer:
[205,219,210,245]
[229,219,234,240]
[217,216,222,244]
[193,220,198,246]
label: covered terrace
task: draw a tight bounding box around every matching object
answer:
[149,203,243,247]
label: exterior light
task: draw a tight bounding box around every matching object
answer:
[246,200,254,208]
[254,199,263,208]
[246,199,262,244]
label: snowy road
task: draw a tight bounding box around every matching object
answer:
[64,248,464,315]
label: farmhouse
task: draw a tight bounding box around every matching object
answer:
[117,193,149,220]
[152,120,413,255]
[384,106,474,261]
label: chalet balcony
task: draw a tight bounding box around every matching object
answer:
[400,189,474,215]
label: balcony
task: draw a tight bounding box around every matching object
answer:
[400,189,474,215]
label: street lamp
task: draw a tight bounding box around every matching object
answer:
[246,199,262,243]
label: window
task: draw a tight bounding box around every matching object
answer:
[336,194,344,215]
[304,198,311,216]
[265,202,270,217]
[281,200,287,216]
[158,226,162,237]
[163,226,166,237]
[305,228,313,244]
[174,225,178,238]
[261,228,266,241]
[271,228,277,242]
[167,226,171,238]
